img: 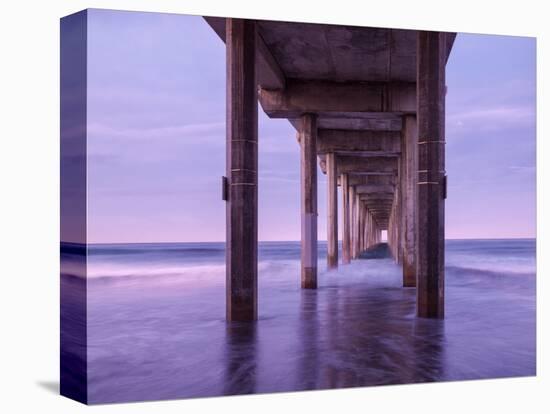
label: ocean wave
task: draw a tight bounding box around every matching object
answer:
[88,246,225,256]
[445,265,535,278]
[61,240,536,288]
[84,260,288,283]
[79,260,536,282]
[87,263,226,280]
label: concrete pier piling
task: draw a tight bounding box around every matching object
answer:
[350,186,358,259]
[416,31,450,319]
[341,174,351,264]
[300,114,319,289]
[225,19,258,322]
[402,115,418,287]
[327,152,338,269]
[206,16,455,320]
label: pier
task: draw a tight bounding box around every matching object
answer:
[205,17,456,322]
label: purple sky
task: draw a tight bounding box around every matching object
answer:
[86,9,536,243]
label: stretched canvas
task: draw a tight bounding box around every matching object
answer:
[60,8,536,405]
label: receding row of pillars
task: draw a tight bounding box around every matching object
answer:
[224,18,447,322]
[327,167,385,270]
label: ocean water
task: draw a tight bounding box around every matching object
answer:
[61,239,536,404]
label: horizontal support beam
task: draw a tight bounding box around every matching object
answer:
[368,213,390,218]
[363,201,394,206]
[348,175,397,186]
[290,116,402,132]
[333,150,399,157]
[349,172,397,177]
[364,213,391,218]
[317,129,401,155]
[259,79,416,118]
[355,185,396,194]
[319,153,398,174]
[327,155,398,175]
[316,117,403,131]
[367,203,393,206]
[360,193,395,200]
[362,203,394,209]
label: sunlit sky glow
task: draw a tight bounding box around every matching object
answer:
[86,9,536,243]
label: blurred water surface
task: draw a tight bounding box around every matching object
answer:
[61,239,536,403]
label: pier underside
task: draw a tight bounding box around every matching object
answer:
[205,16,456,321]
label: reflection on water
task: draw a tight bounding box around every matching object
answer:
[223,323,258,396]
[61,239,536,404]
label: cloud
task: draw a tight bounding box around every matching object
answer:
[447,104,535,132]
[87,121,225,142]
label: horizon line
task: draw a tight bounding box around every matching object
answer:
[62,236,537,245]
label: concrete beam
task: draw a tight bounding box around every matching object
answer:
[315,117,403,131]
[359,192,395,200]
[365,211,392,216]
[370,216,391,221]
[364,207,392,213]
[317,129,400,155]
[348,175,397,186]
[361,206,393,212]
[204,17,286,90]
[321,155,398,175]
[289,114,403,132]
[355,185,396,194]
[259,79,416,118]
[366,213,391,219]
[319,153,398,174]
[349,172,397,177]
[355,192,395,201]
